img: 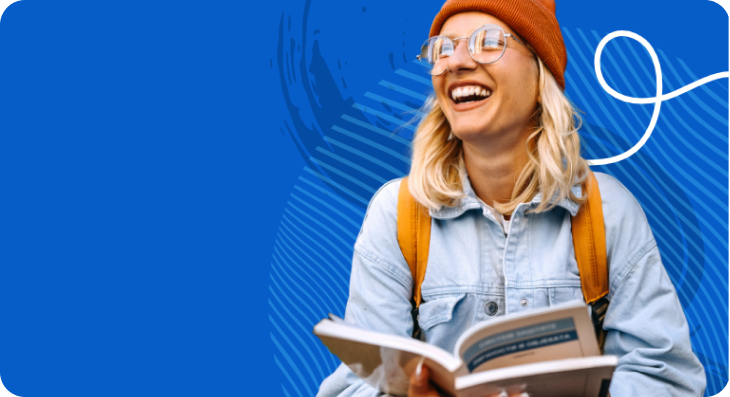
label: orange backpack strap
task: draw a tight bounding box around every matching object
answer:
[397,176,431,309]
[571,170,609,304]
[571,170,609,350]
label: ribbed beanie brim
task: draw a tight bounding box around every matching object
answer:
[429,0,567,89]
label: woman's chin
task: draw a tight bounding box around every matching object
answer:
[451,127,492,143]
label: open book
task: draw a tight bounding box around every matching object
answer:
[314,300,617,397]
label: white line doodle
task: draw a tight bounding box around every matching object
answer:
[590,30,729,165]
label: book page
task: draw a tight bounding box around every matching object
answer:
[314,320,464,395]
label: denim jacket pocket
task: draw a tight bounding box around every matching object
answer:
[417,294,466,330]
[549,286,584,306]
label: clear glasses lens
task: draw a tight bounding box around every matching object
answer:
[417,36,453,76]
[469,26,506,64]
[417,25,507,76]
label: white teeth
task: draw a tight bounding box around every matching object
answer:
[451,85,491,103]
[452,85,488,98]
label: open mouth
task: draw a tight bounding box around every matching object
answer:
[450,85,492,105]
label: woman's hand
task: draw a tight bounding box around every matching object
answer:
[408,362,528,397]
[407,363,441,396]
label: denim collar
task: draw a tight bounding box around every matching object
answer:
[429,175,582,220]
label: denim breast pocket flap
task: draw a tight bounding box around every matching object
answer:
[417,294,466,330]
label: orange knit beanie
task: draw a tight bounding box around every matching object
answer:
[429,0,568,89]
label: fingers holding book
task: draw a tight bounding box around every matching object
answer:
[408,360,442,397]
[409,358,529,397]
[408,361,529,397]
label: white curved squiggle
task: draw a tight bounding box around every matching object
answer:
[589,30,729,166]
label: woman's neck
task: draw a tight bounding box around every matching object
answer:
[462,130,531,213]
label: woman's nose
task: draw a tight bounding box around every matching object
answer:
[447,40,478,73]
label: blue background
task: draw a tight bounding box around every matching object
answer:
[0,0,726,396]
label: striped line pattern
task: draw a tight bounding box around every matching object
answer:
[566,28,728,395]
[270,27,728,396]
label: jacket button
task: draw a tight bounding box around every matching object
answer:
[520,299,529,307]
[485,301,498,316]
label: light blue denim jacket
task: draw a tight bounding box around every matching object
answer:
[318,172,706,397]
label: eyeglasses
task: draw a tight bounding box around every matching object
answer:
[416,24,526,76]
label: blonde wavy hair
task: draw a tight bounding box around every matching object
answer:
[407,57,589,215]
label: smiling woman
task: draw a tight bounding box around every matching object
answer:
[411,12,586,218]
[316,0,707,396]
